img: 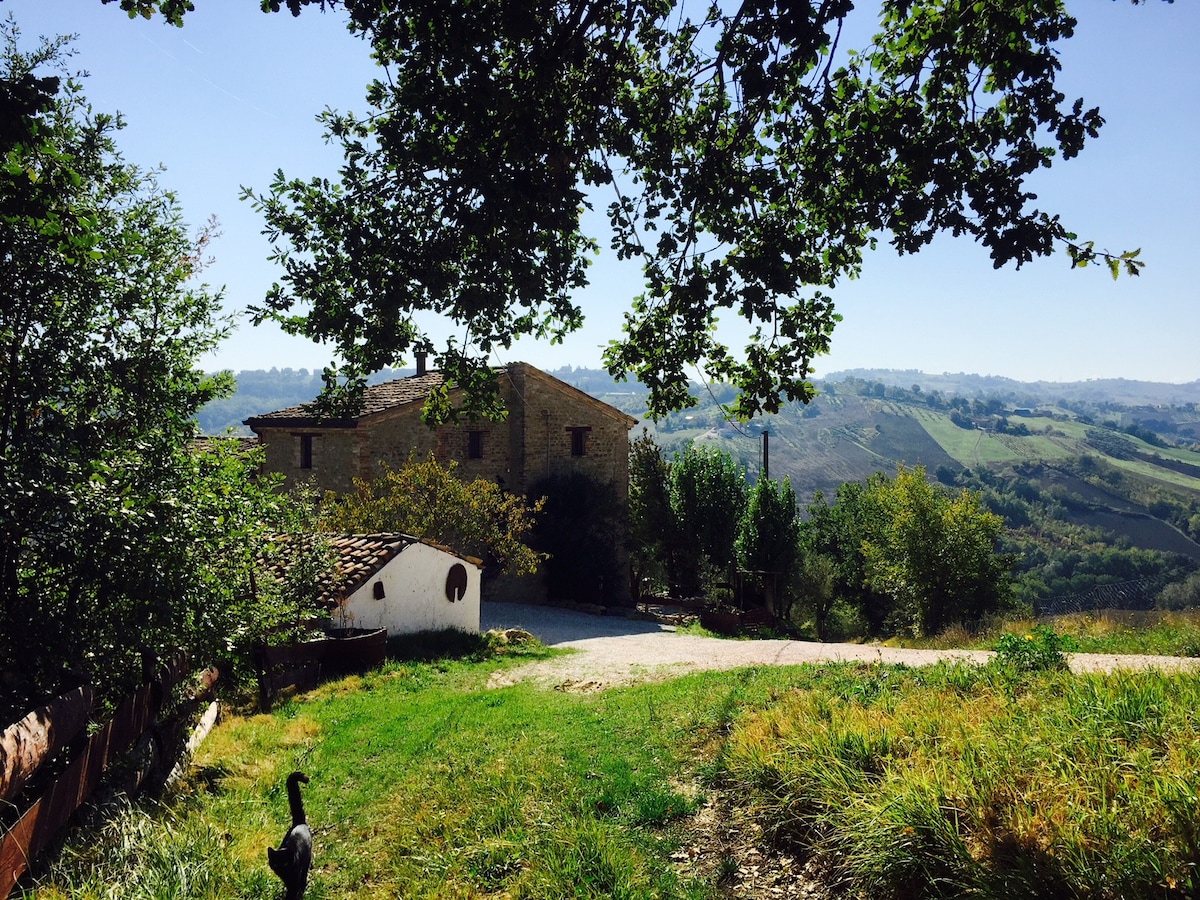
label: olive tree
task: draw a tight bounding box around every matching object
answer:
[320,454,546,577]
[628,430,677,597]
[736,475,800,619]
[670,444,747,598]
[861,466,1014,636]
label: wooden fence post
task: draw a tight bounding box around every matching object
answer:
[0,656,199,899]
[0,685,94,806]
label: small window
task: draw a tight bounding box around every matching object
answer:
[468,430,484,460]
[567,426,592,457]
[299,434,314,469]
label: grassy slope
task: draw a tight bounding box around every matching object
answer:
[24,636,1200,900]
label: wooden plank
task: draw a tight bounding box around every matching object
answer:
[194,667,219,699]
[256,630,388,709]
[0,794,39,900]
[0,686,94,804]
[261,641,326,668]
[0,655,189,899]
[106,683,156,762]
[0,717,109,899]
[264,662,321,694]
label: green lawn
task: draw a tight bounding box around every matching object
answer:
[22,632,1200,900]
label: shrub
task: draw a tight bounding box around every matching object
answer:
[527,471,626,605]
[992,624,1076,673]
[322,453,545,576]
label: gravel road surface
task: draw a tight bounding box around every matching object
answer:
[480,601,1200,691]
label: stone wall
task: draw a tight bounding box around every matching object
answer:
[248,363,637,502]
[258,426,359,494]
[507,363,632,500]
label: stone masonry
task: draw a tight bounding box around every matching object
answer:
[244,362,637,500]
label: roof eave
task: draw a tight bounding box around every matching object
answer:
[244,417,359,430]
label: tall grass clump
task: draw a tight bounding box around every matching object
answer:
[721,661,1200,898]
[1039,609,1200,658]
[898,609,1200,659]
[992,623,1075,673]
[25,798,274,900]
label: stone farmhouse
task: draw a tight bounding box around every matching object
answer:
[243,360,638,501]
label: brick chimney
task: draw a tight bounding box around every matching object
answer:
[415,351,427,376]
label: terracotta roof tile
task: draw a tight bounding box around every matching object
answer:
[260,532,479,609]
[243,361,637,429]
[324,533,417,602]
[244,370,473,425]
[192,434,260,453]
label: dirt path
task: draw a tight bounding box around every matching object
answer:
[481,601,1200,691]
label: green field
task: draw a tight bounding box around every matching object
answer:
[25,633,1200,900]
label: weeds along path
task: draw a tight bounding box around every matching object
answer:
[481,602,1200,692]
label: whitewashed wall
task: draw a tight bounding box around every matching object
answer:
[335,542,480,635]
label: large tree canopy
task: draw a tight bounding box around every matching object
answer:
[0,23,289,713]
[127,0,1151,419]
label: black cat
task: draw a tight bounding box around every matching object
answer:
[267,771,312,900]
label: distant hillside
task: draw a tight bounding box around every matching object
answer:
[199,365,1200,601]
[821,368,1200,408]
[627,376,1200,580]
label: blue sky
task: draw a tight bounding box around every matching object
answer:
[4,1,1198,385]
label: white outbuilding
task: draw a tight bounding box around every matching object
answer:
[323,533,482,636]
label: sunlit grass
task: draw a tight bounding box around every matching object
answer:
[22,637,716,899]
[721,661,1200,898]
[895,609,1200,658]
[1038,609,1200,657]
[21,631,1200,900]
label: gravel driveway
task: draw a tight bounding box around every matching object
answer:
[481,601,1200,691]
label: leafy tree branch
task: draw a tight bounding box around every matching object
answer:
[102,1,1164,420]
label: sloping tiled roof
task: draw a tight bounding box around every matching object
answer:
[192,434,260,454]
[243,362,637,429]
[260,532,480,609]
[325,533,419,602]
[244,371,450,427]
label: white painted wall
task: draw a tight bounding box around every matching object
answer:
[333,542,481,635]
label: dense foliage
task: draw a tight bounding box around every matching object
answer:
[230,0,1146,420]
[860,466,1013,636]
[0,27,353,716]
[629,435,1013,636]
[627,430,678,596]
[798,467,1015,637]
[993,623,1076,673]
[801,480,893,633]
[669,444,748,594]
[736,474,800,619]
[320,454,546,577]
[526,471,627,606]
[0,26,279,715]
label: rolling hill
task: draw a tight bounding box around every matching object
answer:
[202,366,1200,585]
[619,374,1200,570]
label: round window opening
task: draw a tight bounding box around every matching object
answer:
[445,563,468,603]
